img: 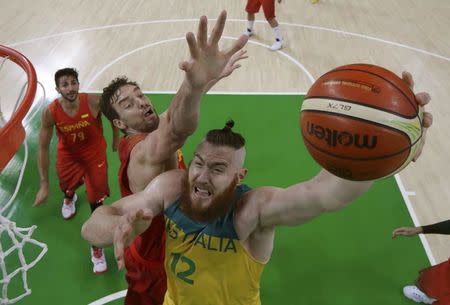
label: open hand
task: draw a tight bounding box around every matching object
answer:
[113,209,153,270]
[392,226,422,239]
[402,72,433,162]
[179,10,248,90]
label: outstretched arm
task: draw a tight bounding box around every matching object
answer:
[81,169,184,248]
[81,179,165,248]
[254,170,373,229]
[240,72,432,233]
[140,11,248,162]
[393,219,450,238]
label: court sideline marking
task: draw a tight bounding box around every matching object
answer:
[5,19,449,62]
[84,36,314,89]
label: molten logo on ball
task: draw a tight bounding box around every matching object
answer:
[306,121,377,149]
[301,63,421,180]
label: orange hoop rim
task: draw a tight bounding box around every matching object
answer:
[0,45,37,134]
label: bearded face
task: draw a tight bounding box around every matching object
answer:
[179,142,247,223]
[179,173,239,223]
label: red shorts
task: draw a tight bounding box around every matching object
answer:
[245,0,276,19]
[124,245,166,305]
[56,150,109,203]
[418,258,450,304]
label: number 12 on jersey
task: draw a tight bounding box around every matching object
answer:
[170,253,196,285]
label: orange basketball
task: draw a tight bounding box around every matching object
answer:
[300,63,423,181]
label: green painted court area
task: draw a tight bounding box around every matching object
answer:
[0,94,429,305]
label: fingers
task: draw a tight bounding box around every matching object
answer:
[415,92,431,107]
[33,194,45,207]
[140,208,154,221]
[114,237,125,270]
[230,49,248,63]
[114,233,125,270]
[392,228,406,238]
[186,32,199,59]
[117,256,125,270]
[422,112,433,128]
[223,64,242,78]
[392,227,417,236]
[114,219,131,270]
[406,78,432,162]
[113,209,152,270]
[33,196,39,207]
[179,60,193,72]
[402,71,414,89]
[392,228,400,236]
[224,35,249,60]
[208,10,227,46]
[412,100,432,162]
[219,49,248,78]
[413,127,428,162]
[197,16,208,49]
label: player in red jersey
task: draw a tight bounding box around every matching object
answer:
[393,219,450,305]
[34,67,119,274]
[245,0,284,50]
[88,11,248,305]
[117,134,186,305]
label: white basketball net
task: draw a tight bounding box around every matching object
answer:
[0,216,47,305]
[0,59,48,304]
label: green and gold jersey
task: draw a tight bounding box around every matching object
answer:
[163,184,265,305]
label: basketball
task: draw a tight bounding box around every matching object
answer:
[300,63,423,181]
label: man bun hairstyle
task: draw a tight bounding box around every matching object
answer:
[205,119,245,149]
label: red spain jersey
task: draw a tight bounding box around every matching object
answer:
[118,134,186,262]
[48,93,106,156]
[118,134,147,197]
[419,257,450,304]
[119,134,186,305]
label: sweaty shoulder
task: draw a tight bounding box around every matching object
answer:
[238,187,276,209]
[235,187,277,235]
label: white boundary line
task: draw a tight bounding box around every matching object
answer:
[394,174,436,265]
[278,21,450,62]
[84,35,314,90]
[5,19,449,62]
[87,289,127,305]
